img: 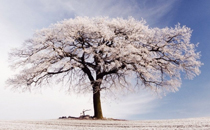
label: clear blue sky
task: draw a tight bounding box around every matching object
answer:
[0,0,209,120]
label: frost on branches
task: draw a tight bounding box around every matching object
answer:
[7,17,202,119]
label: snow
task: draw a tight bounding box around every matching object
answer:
[0,117,209,130]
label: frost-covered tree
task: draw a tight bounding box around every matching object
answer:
[7,17,202,119]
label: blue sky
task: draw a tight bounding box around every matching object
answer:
[0,0,210,120]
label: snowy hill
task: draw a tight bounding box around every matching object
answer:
[0,117,210,130]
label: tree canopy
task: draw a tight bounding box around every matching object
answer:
[7,17,202,119]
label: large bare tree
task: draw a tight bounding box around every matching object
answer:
[7,17,202,119]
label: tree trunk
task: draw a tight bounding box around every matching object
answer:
[92,79,103,119]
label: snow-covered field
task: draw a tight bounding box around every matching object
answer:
[0,117,210,130]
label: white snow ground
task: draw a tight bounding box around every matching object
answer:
[0,117,210,130]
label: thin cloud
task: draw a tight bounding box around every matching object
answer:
[27,0,179,25]
[102,92,159,119]
[50,0,178,25]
